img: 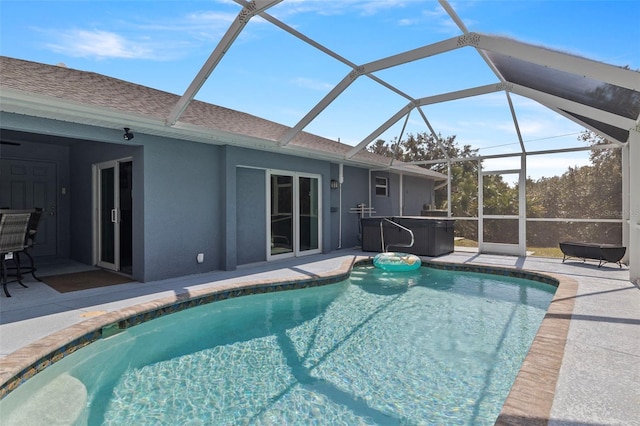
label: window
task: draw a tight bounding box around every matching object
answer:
[375,176,388,197]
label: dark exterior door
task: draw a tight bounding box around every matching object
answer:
[0,158,57,256]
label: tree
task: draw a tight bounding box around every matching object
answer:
[368,132,481,240]
[526,130,622,246]
[368,139,394,158]
[368,129,622,247]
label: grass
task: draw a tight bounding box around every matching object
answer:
[454,238,564,258]
[528,246,564,258]
[454,238,478,248]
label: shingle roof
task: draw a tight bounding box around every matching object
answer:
[0,55,445,178]
[0,56,286,139]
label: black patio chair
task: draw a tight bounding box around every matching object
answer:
[0,212,31,297]
[17,208,44,281]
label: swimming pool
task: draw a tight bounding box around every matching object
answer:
[1,264,556,425]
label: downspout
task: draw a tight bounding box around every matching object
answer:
[399,173,404,216]
[447,161,452,217]
[338,163,344,249]
[368,170,372,217]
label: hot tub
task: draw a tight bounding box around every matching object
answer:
[361,216,455,257]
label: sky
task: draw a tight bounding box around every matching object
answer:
[1,0,639,181]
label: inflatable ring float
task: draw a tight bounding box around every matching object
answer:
[373,252,421,272]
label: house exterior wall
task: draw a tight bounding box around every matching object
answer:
[1,113,438,281]
[69,140,141,268]
[224,145,332,270]
[402,174,435,215]
[236,167,267,265]
[141,136,222,281]
[372,171,396,216]
[370,171,435,217]
[331,164,372,249]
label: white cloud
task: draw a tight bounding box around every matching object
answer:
[39,7,240,61]
[420,3,461,35]
[30,0,312,62]
[398,18,417,26]
[516,121,548,136]
[291,77,333,91]
[186,11,236,24]
[357,0,412,17]
[45,29,155,59]
[269,0,431,20]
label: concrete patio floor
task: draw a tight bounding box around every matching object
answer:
[0,249,638,425]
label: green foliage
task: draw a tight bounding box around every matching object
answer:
[367,130,622,247]
[526,131,622,246]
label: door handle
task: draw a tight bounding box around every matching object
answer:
[111,209,117,223]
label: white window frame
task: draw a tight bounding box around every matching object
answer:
[266,169,322,260]
[375,176,388,197]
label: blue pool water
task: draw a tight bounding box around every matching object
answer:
[2,266,555,425]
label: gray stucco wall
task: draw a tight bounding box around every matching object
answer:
[236,167,266,264]
[370,171,435,217]
[331,165,371,249]
[371,171,396,216]
[402,174,435,216]
[141,136,222,281]
[65,134,222,282]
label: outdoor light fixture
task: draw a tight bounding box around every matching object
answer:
[123,128,134,141]
[330,179,339,189]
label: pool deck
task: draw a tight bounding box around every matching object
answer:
[0,249,638,425]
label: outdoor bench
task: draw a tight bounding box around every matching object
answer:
[559,241,626,268]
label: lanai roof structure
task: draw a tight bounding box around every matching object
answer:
[181,0,640,279]
[169,0,639,153]
[1,0,639,281]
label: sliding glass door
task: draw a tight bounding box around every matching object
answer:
[95,159,133,273]
[270,174,294,256]
[298,176,319,252]
[268,171,321,259]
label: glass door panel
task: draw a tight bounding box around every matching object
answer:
[119,161,133,274]
[299,176,319,252]
[98,166,117,265]
[96,159,133,273]
[270,174,293,256]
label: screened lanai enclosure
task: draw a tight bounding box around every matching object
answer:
[1,0,639,284]
[166,0,640,281]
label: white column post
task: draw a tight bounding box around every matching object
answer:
[477,159,483,250]
[621,143,630,264]
[447,161,452,217]
[399,173,404,216]
[519,153,527,256]
[628,126,640,284]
